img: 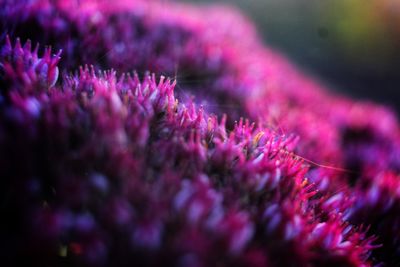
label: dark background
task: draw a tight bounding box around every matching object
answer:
[183,0,400,114]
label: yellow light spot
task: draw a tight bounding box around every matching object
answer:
[59,245,68,257]
[253,131,265,146]
[301,178,309,187]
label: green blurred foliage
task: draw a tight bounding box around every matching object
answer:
[321,0,395,68]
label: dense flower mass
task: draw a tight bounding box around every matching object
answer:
[1,0,400,266]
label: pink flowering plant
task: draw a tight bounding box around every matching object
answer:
[1,0,400,266]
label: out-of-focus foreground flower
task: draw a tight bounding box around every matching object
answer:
[0,0,400,266]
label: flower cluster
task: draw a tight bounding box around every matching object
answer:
[1,0,400,266]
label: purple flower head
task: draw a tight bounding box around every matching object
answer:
[0,36,61,92]
[0,36,378,266]
[1,0,400,266]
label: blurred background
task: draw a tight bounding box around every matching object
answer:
[183,0,400,114]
